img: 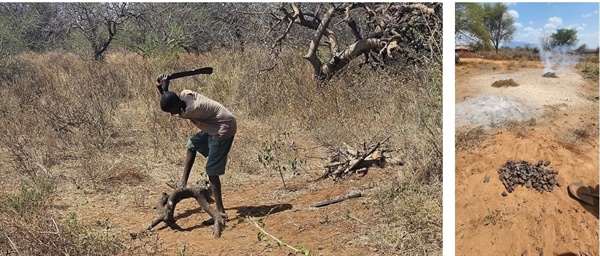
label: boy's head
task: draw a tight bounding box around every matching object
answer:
[160,91,184,115]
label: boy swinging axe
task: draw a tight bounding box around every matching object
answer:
[155,66,235,224]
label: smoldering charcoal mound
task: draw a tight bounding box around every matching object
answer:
[542,72,558,78]
[498,160,560,195]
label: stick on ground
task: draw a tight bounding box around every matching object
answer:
[310,192,363,208]
[248,217,302,254]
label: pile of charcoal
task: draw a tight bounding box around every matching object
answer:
[498,160,560,196]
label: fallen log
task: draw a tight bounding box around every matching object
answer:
[147,185,225,238]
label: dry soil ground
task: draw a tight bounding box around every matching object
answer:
[46,129,406,256]
[455,58,599,255]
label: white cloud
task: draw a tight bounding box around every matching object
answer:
[567,23,587,31]
[544,16,563,31]
[522,27,543,37]
[581,10,598,18]
[514,22,522,29]
[508,10,519,19]
[578,31,600,48]
[547,16,563,26]
[514,26,544,45]
[544,23,557,30]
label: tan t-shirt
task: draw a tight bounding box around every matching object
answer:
[178,89,237,140]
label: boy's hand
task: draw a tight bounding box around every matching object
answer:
[156,74,169,88]
[155,74,170,95]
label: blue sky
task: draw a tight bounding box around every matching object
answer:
[506,2,599,49]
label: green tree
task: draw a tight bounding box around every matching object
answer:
[0,4,34,60]
[455,3,491,50]
[481,3,516,53]
[551,28,577,51]
[0,3,71,79]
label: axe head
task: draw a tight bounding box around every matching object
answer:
[167,67,213,80]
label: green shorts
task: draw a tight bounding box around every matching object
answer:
[186,131,234,176]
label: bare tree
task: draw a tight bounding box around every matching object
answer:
[269,3,442,80]
[67,3,135,60]
[539,34,554,51]
[124,3,271,56]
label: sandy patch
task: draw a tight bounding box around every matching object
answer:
[455,59,599,256]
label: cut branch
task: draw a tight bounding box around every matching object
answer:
[147,186,224,238]
[335,136,390,176]
[318,135,400,181]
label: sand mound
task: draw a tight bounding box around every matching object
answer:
[491,78,519,87]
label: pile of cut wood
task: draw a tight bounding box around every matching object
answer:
[317,136,402,181]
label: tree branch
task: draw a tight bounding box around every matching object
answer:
[304,4,336,79]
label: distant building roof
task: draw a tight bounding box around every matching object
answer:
[455,46,473,51]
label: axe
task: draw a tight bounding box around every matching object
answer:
[167,67,213,80]
[157,67,213,94]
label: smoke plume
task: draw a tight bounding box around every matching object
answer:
[539,47,580,74]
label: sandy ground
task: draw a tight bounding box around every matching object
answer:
[49,153,403,255]
[455,58,599,256]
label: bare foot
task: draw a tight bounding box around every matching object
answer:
[202,213,228,226]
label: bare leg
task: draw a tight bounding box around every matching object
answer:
[202,175,227,226]
[175,149,196,188]
[208,175,225,215]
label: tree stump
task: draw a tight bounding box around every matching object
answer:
[147,186,225,238]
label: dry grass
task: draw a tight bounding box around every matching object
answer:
[368,172,443,254]
[576,54,599,81]
[476,49,540,61]
[499,118,537,139]
[568,124,599,144]
[0,178,126,254]
[0,45,442,254]
[456,126,487,151]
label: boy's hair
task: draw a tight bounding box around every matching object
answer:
[160,91,181,112]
